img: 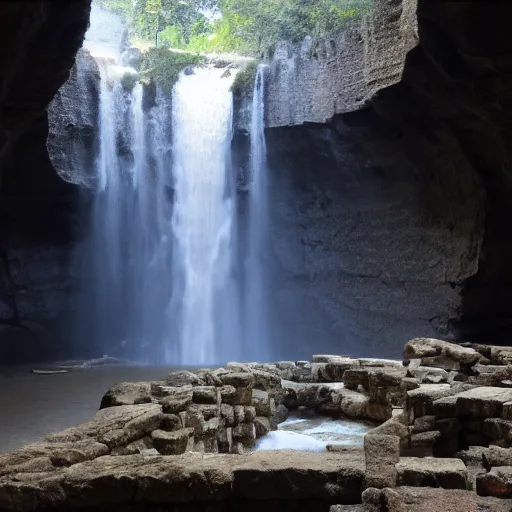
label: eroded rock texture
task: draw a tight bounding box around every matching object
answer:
[233,0,512,359]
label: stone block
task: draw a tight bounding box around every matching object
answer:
[232,422,256,444]
[455,387,512,418]
[396,457,467,489]
[166,371,204,387]
[251,369,281,391]
[323,359,360,381]
[220,404,235,426]
[219,372,254,388]
[151,428,194,455]
[193,386,218,405]
[404,338,481,370]
[254,416,271,438]
[217,426,233,453]
[406,384,452,420]
[483,418,512,446]
[160,396,192,415]
[432,395,457,418]
[409,366,449,384]
[252,389,271,416]
[482,446,512,470]
[502,401,512,421]
[270,404,288,428]
[364,434,400,489]
[412,415,436,434]
[477,466,512,498]
[409,430,441,457]
[343,369,369,391]
[234,405,245,425]
[187,403,219,420]
[244,406,256,422]
[160,414,181,432]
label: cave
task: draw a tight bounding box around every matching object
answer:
[1,0,512,510]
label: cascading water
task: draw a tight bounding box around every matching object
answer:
[74,5,271,365]
[170,67,239,366]
[76,4,174,363]
[243,66,270,361]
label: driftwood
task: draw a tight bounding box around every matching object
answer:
[31,369,69,375]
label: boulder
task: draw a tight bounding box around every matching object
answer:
[151,428,194,455]
[364,434,400,489]
[100,382,152,408]
[254,416,271,438]
[396,457,468,489]
[252,389,272,416]
[159,414,182,432]
[477,466,512,498]
[409,366,449,384]
[111,436,153,456]
[271,404,289,428]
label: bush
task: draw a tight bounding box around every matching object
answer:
[230,61,258,95]
[139,47,204,92]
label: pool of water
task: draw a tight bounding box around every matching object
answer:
[255,411,373,452]
[0,364,175,453]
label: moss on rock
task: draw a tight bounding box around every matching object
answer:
[139,48,204,92]
[230,60,258,96]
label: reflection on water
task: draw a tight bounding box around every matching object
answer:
[255,411,372,452]
[0,365,175,453]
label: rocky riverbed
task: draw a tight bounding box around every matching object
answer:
[3,338,512,510]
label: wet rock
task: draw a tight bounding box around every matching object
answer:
[364,434,400,489]
[396,457,468,489]
[100,382,152,408]
[271,404,289,428]
[254,416,271,438]
[477,466,512,498]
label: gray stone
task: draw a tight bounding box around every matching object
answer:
[220,403,235,426]
[412,415,437,434]
[396,457,468,489]
[151,428,194,455]
[100,381,152,408]
[244,406,256,422]
[193,386,218,405]
[482,447,512,470]
[160,414,182,432]
[254,416,272,438]
[364,434,400,489]
[166,371,205,387]
[232,422,256,444]
[477,466,512,498]
[252,388,272,416]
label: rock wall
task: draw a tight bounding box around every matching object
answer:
[0,1,92,363]
[234,0,512,358]
[264,0,418,127]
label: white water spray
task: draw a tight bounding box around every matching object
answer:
[171,67,238,366]
[244,66,270,361]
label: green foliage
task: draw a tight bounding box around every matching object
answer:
[139,47,204,91]
[120,72,138,91]
[95,0,374,56]
[230,61,258,95]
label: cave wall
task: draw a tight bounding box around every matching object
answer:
[238,0,512,358]
[0,1,92,363]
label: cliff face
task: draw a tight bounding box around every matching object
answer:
[0,1,92,363]
[234,0,512,358]
[1,0,512,362]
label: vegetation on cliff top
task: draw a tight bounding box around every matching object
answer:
[139,47,203,91]
[97,0,373,56]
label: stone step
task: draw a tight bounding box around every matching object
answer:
[395,457,468,489]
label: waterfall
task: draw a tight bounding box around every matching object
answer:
[243,66,270,361]
[170,67,238,366]
[76,4,174,363]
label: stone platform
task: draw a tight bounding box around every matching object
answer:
[4,338,512,510]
